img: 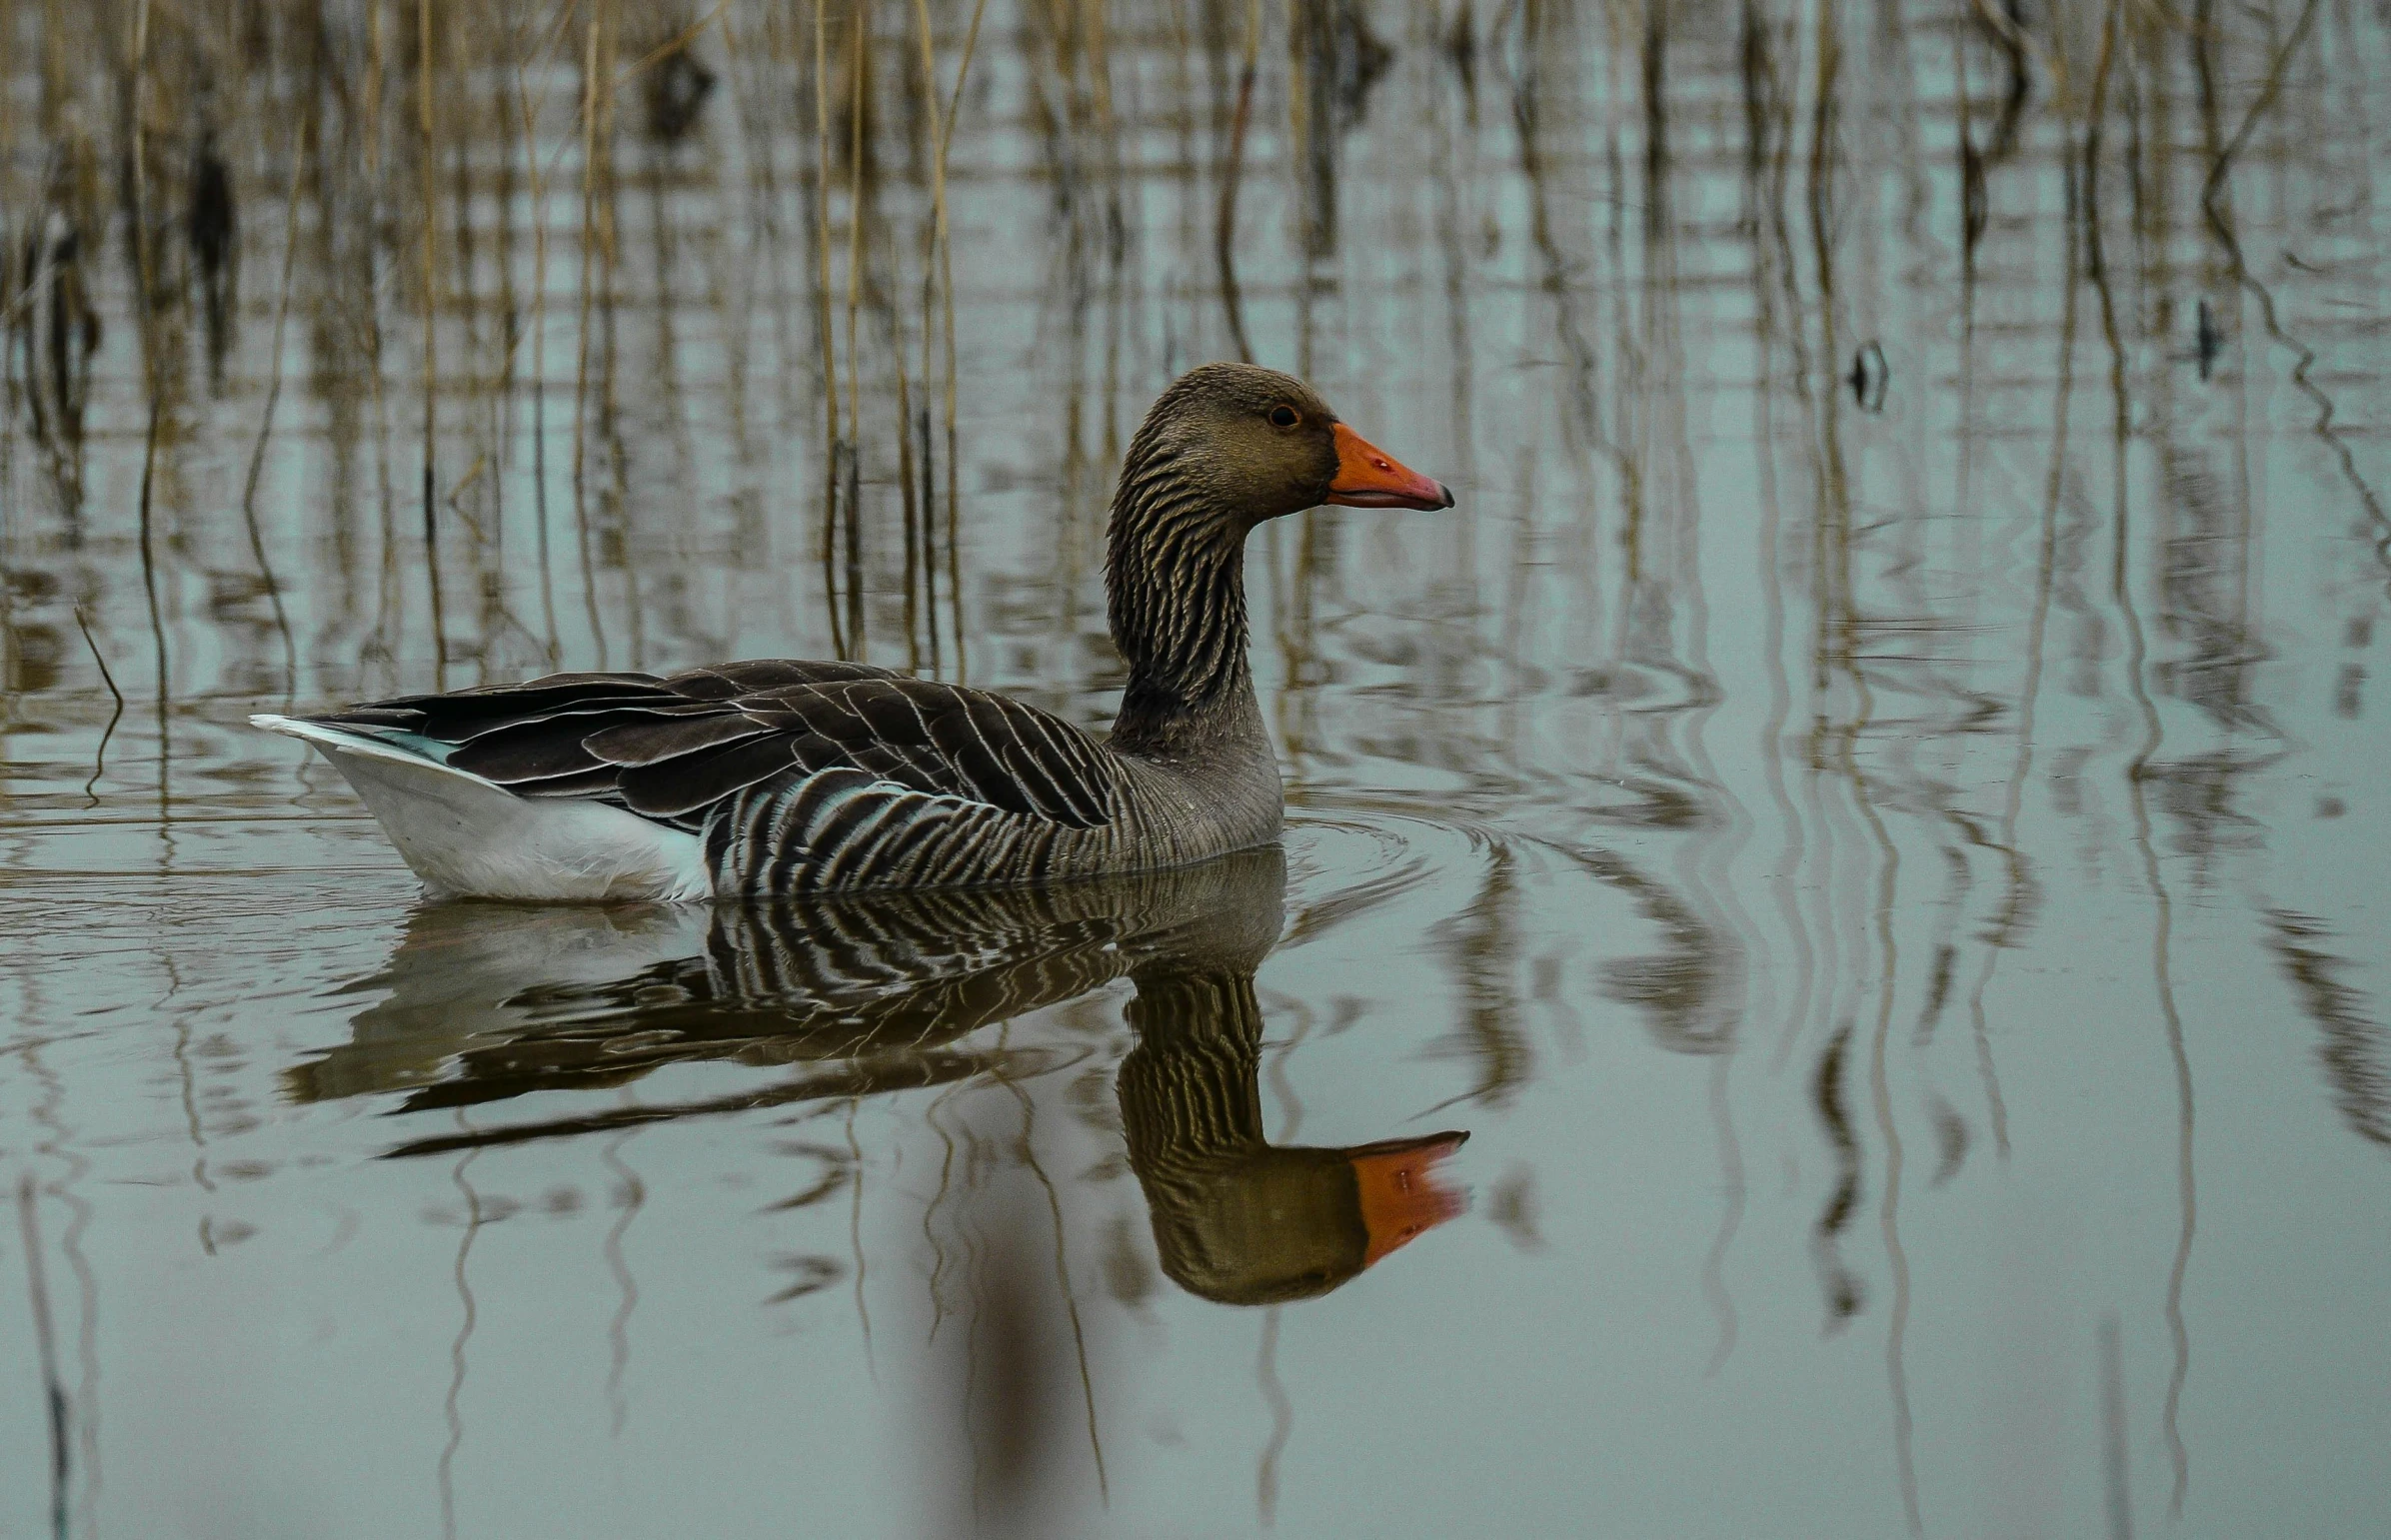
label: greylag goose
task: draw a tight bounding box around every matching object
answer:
[255,363,1452,900]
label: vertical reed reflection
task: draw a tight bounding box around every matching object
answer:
[2109,290,2196,1518]
[847,1095,877,1380]
[436,1139,485,1540]
[1254,1302,1289,1525]
[14,1174,70,1540]
[18,1039,105,1535]
[990,1047,1108,1505]
[601,1126,643,1438]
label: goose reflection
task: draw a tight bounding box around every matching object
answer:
[1119,951,1466,1304]
[298,846,1468,1301]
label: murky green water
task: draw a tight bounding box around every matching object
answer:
[5,2,2390,1536]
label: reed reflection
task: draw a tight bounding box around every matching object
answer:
[295,845,1465,1304]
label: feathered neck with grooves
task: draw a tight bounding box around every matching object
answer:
[1104,443,1258,758]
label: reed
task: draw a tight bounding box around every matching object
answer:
[0,0,2364,718]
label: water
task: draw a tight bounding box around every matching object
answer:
[5,2,2390,1535]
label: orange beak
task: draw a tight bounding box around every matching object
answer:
[1326,423,1454,510]
[1350,1130,1470,1267]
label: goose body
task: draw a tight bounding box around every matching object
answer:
[257,364,1451,900]
[253,659,1277,900]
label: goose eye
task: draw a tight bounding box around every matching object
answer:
[1267,406,1299,429]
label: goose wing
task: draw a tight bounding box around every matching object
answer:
[319,660,1122,832]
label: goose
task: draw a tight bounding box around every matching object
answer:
[254,362,1452,900]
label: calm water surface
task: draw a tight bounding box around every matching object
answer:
[4,2,2390,1536]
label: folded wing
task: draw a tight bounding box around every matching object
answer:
[316,660,1122,833]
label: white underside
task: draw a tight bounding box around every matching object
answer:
[253,715,712,901]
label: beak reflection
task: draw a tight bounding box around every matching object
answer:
[1352,1133,1472,1267]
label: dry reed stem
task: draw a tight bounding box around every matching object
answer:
[908,0,951,675]
[814,0,845,657]
[239,111,309,701]
[419,0,449,681]
[515,1,572,665]
[572,12,609,666]
[842,0,866,652]
[940,0,991,679]
[126,0,169,722]
[896,348,920,672]
[1216,0,1261,364]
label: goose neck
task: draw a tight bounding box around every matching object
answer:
[1104,473,1259,756]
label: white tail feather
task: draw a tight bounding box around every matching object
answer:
[251,714,710,901]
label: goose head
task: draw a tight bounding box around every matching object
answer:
[1107,364,1451,736]
[1115,361,1452,531]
